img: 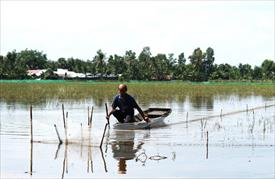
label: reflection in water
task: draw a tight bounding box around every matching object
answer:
[111,130,143,174]
[189,95,214,110]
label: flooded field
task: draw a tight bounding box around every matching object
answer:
[0,81,275,178]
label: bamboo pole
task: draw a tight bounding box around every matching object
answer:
[100,148,108,172]
[62,104,66,128]
[80,123,83,143]
[186,112,188,128]
[100,123,108,149]
[54,124,63,144]
[87,155,89,173]
[100,103,110,148]
[80,123,83,158]
[54,143,62,160]
[89,106,94,127]
[61,146,66,179]
[29,105,33,175]
[206,131,209,159]
[62,104,68,144]
[30,105,33,143]
[88,106,90,126]
[29,138,33,175]
[105,103,109,125]
[87,121,92,173]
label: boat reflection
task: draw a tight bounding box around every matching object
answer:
[110,130,144,174]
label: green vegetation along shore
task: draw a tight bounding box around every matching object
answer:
[1,47,274,81]
[1,81,274,106]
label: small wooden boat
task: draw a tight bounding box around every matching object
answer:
[113,108,172,130]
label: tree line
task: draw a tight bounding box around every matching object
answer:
[0,47,274,81]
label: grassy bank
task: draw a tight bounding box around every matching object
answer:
[1,80,274,106]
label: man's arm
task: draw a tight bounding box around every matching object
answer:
[134,101,150,123]
[106,108,116,120]
[107,96,118,120]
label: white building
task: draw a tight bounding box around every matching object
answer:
[27,69,47,77]
[54,68,85,78]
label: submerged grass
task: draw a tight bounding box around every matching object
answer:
[0,80,274,106]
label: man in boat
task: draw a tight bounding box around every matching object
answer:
[106,84,149,123]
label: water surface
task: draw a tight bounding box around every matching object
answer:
[1,82,274,178]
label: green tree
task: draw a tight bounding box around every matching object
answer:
[252,66,262,80]
[123,50,139,80]
[57,58,68,69]
[261,59,275,80]
[239,63,253,80]
[93,50,107,79]
[138,47,152,80]
[174,52,187,80]
[188,48,206,81]
[204,47,215,80]
[107,54,127,75]
[16,49,47,70]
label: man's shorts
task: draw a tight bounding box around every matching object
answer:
[113,110,135,123]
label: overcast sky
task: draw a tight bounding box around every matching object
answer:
[0,1,274,66]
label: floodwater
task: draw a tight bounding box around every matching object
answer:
[1,93,275,178]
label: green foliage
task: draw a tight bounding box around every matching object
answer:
[0,47,274,81]
[41,69,59,80]
[0,49,48,79]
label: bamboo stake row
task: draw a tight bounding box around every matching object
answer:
[29,103,109,176]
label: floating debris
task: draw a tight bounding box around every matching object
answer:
[149,155,167,161]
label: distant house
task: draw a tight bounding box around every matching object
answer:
[27,69,47,77]
[54,69,85,79]
[54,69,69,78]
[27,68,118,80]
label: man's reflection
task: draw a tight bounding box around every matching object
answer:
[111,130,143,174]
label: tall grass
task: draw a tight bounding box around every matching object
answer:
[0,81,274,106]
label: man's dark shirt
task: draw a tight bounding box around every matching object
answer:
[112,93,138,116]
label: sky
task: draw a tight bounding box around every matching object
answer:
[0,1,274,66]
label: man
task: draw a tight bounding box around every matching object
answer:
[106,84,149,123]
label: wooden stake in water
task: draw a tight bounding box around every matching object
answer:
[220,109,223,118]
[80,123,83,142]
[29,103,33,176]
[89,106,94,127]
[30,105,33,143]
[61,144,68,179]
[186,112,188,128]
[54,124,63,144]
[100,123,108,149]
[62,104,66,128]
[253,109,255,117]
[88,106,90,126]
[62,104,68,144]
[80,123,83,158]
[54,143,62,160]
[105,103,109,125]
[100,103,110,148]
[246,104,248,114]
[100,148,108,172]
[206,131,209,159]
[29,138,33,175]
